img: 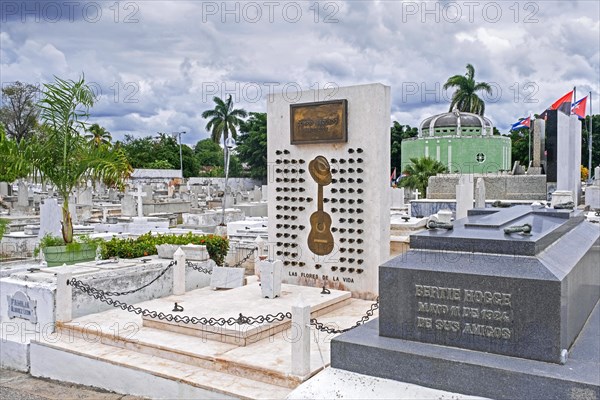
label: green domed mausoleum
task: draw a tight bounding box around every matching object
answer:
[401,110,511,174]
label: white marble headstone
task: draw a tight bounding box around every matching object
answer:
[78,188,93,206]
[38,198,63,239]
[267,83,391,298]
[391,187,405,209]
[17,181,29,207]
[261,185,268,201]
[556,113,582,206]
[210,266,245,289]
[0,182,9,196]
[475,177,486,208]
[121,194,136,217]
[455,174,474,219]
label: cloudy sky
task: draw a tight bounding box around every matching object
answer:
[1,0,599,145]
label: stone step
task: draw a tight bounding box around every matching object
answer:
[30,334,292,400]
[56,323,304,389]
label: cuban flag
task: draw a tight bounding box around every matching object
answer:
[511,116,531,131]
[571,96,588,119]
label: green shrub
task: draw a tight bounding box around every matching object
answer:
[100,232,229,266]
[0,218,8,241]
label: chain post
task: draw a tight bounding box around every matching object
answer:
[291,300,311,377]
[56,269,73,323]
[173,247,186,295]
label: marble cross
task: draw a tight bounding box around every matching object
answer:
[413,189,421,200]
[128,185,147,218]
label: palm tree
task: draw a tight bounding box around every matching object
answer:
[202,95,248,147]
[399,157,448,198]
[443,64,492,116]
[201,95,247,225]
[36,76,132,243]
[85,123,112,148]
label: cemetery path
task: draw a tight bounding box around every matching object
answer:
[0,369,145,400]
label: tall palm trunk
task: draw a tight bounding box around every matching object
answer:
[61,200,73,243]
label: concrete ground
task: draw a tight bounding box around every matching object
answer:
[0,369,145,400]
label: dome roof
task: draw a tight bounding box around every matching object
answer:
[419,109,493,137]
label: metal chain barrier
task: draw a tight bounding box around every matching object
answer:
[68,277,291,326]
[224,247,256,268]
[310,297,379,334]
[186,246,256,272]
[88,260,176,297]
[186,260,212,274]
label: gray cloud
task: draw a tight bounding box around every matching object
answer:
[1,0,598,143]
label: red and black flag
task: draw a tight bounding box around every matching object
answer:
[549,90,574,115]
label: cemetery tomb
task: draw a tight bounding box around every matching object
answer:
[402,110,511,174]
[332,205,599,399]
[267,83,391,299]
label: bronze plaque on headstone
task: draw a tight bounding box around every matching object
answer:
[290,99,347,144]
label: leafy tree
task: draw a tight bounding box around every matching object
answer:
[85,123,112,148]
[508,126,530,166]
[399,157,448,197]
[0,124,35,182]
[582,115,600,172]
[119,134,198,178]
[443,64,492,116]
[181,144,200,178]
[147,160,173,169]
[195,138,223,168]
[391,121,418,172]
[0,81,40,142]
[35,76,132,243]
[119,135,155,167]
[236,112,267,180]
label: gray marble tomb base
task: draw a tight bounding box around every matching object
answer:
[331,305,600,400]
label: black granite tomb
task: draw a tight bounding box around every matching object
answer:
[332,205,599,399]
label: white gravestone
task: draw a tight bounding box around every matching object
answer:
[455,174,474,220]
[68,203,78,224]
[555,113,582,206]
[259,259,283,298]
[210,266,245,289]
[108,188,118,202]
[0,182,9,196]
[38,198,63,239]
[17,181,29,207]
[267,83,391,299]
[586,166,600,209]
[128,185,147,218]
[121,194,136,217]
[190,193,199,208]
[253,186,262,202]
[261,185,268,201]
[142,185,154,203]
[475,177,486,208]
[78,187,93,206]
[391,187,405,209]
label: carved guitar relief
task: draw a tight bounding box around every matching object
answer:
[307,156,334,255]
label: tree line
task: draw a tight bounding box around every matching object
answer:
[2,66,598,184]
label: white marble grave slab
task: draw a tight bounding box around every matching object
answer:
[210,266,245,289]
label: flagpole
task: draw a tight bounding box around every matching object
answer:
[528,123,531,168]
[590,91,593,182]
